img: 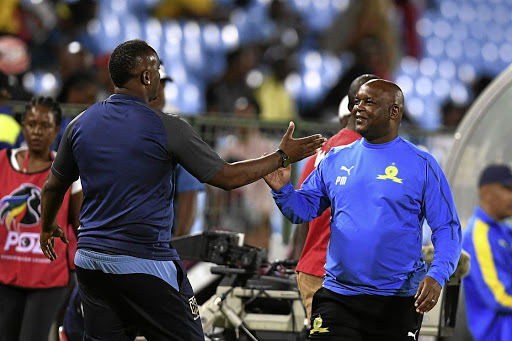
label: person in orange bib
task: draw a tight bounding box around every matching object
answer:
[0,96,82,341]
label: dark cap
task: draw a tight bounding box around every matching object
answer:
[479,164,512,187]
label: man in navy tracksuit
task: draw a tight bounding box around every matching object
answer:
[38,39,325,341]
[265,79,462,340]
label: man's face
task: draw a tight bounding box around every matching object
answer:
[146,51,161,102]
[149,80,166,111]
[23,105,59,154]
[485,184,512,220]
[353,83,392,142]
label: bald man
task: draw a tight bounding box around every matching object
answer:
[265,80,462,340]
[293,74,378,322]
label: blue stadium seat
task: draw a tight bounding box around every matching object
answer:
[395,74,415,98]
[178,79,205,114]
[143,18,164,54]
[288,0,348,33]
[22,71,60,97]
[79,0,510,130]
[201,24,223,52]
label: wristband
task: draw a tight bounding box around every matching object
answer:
[276,149,290,168]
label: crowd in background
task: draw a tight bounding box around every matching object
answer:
[1,0,497,122]
[0,0,501,286]
[0,0,505,278]
[0,1,510,340]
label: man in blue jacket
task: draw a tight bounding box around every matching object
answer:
[264,79,462,340]
[463,164,512,341]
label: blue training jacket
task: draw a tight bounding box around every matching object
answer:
[273,137,462,296]
[463,206,512,341]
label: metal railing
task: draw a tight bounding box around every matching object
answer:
[7,100,457,252]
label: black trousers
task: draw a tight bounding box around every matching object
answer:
[76,261,203,341]
[0,284,68,341]
[309,287,423,341]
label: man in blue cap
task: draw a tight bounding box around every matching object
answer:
[463,163,512,341]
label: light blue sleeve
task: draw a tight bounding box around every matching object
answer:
[175,165,204,193]
[423,157,462,287]
[271,163,331,224]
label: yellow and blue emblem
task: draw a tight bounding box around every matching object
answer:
[377,164,403,183]
[310,315,329,335]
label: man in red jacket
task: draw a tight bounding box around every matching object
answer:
[294,74,378,321]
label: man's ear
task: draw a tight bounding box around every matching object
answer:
[390,104,400,120]
[141,70,151,85]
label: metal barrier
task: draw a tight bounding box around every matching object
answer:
[7,100,457,250]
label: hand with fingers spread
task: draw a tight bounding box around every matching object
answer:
[207,121,325,191]
[40,225,69,262]
[278,121,326,164]
[414,276,442,314]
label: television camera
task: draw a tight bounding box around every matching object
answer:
[172,231,471,340]
[172,230,308,341]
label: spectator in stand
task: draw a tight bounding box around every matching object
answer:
[54,0,99,54]
[306,35,391,120]
[319,0,420,69]
[57,70,98,106]
[319,0,398,66]
[427,100,467,167]
[208,96,278,249]
[292,74,378,321]
[462,164,512,341]
[94,53,115,101]
[266,0,306,49]
[54,70,98,150]
[0,96,82,341]
[206,45,259,115]
[0,72,24,150]
[58,42,94,84]
[152,0,230,21]
[254,46,298,122]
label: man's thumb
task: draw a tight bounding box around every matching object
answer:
[284,121,295,138]
[60,234,69,244]
[56,227,69,244]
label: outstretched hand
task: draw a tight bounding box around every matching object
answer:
[40,225,68,261]
[279,122,325,163]
[414,276,442,314]
[264,164,292,191]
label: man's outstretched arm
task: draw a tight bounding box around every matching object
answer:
[208,122,325,190]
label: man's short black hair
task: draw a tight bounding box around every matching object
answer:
[108,39,154,88]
